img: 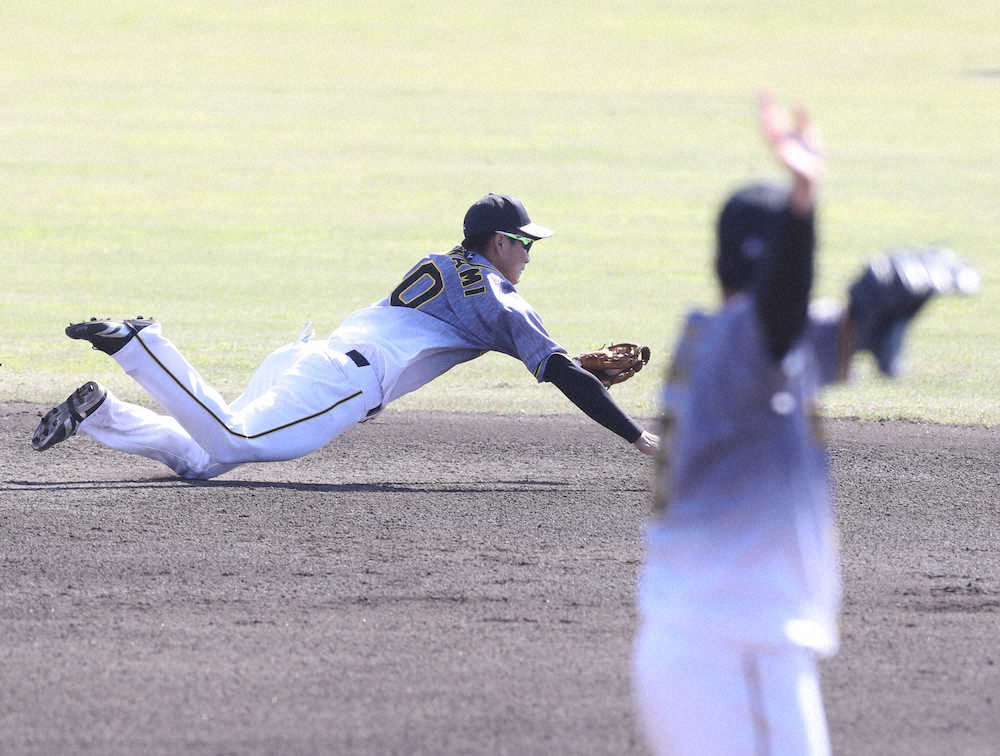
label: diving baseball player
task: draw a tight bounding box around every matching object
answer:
[32,193,659,478]
[632,93,978,755]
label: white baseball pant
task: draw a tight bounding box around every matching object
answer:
[632,620,831,756]
[79,322,383,479]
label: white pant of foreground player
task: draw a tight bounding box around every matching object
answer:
[632,621,831,756]
[79,322,383,479]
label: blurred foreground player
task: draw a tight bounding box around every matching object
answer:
[632,93,978,755]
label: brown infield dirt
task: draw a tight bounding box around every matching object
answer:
[1,402,998,756]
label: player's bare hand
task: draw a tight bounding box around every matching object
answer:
[633,431,660,457]
[758,90,823,213]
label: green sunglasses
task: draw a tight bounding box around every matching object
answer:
[496,230,535,251]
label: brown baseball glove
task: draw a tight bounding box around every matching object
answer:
[575,343,652,388]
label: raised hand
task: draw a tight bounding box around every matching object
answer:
[757,90,823,213]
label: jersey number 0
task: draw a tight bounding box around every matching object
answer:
[389,262,444,309]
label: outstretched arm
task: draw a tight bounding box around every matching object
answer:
[542,354,660,456]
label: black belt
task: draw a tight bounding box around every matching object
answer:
[346,349,381,417]
[346,349,369,367]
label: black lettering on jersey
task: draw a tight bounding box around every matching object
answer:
[459,267,485,297]
[458,267,482,287]
[446,249,488,299]
[389,261,445,309]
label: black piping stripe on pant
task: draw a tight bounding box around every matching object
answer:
[131,330,367,440]
[742,650,772,756]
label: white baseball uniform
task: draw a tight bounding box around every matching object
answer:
[79,246,565,479]
[632,296,845,756]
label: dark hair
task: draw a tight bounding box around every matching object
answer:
[462,231,495,254]
[715,183,789,292]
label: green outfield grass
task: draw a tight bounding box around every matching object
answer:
[3,0,998,423]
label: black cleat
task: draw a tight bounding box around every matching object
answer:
[31,381,108,451]
[65,316,155,355]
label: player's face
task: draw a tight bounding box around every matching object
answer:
[494,233,532,284]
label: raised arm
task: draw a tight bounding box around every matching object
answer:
[753,92,824,362]
[757,91,822,215]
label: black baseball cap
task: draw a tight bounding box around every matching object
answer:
[463,193,554,240]
[715,182,789,291]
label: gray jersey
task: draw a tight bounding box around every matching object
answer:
[640,294,844,654]
[331,246,566,405]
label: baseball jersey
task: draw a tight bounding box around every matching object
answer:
[639,295,844,656]
[330,246,566,405]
